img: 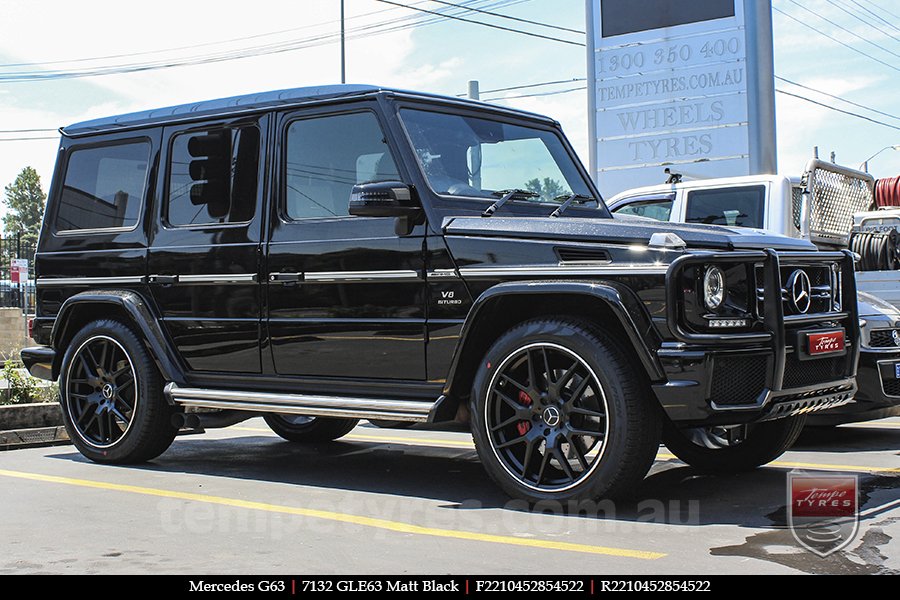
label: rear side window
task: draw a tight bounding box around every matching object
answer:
[56,141,150,232]
[685,185,766,228]
[284,112,400,220]
[166,125,260,226]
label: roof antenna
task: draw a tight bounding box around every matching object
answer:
[664,167,683,184]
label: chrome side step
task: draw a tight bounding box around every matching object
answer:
[164,383,437,423]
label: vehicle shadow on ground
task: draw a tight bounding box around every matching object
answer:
[795,424,900,454]
[47,427,899,531]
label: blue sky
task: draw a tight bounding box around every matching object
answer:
[0,0,898,202]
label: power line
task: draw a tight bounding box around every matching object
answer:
[0,136,59,141]
[847,0,900,34]
[783,0,900,60]
[0,0,527,82]
[776,88,900,132]
[374,0,584,46]
[775,75,900,122]
[484,85,586,101]
[773,6,900,73]
[425,0,584,34]
[455,77,586,97]
[827,0,900,43]
[856,0,900,25]
[0,128,57,133]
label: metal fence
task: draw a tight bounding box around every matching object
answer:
[0,234,36,311]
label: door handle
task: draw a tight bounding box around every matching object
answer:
[148,274,178,285]
[269,272,302,283]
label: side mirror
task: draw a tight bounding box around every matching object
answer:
[349,181,421,217]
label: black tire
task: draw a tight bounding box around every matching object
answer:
[59,319,178,464]
[367,419,414,429]
[470,317,661,503]
[662,415,806,473]
[263,414,358,442]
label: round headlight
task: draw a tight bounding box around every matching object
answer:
[703,266,726,311]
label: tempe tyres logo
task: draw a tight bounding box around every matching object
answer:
[788,474,859,557]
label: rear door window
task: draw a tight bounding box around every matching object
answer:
[55,141,150,232]
[685,185,766,228]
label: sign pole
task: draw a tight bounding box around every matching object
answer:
[744,0,777,174]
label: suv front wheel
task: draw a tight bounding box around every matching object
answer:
[470,317,662,504]
[59,319,178,463]
[662,416,806,473]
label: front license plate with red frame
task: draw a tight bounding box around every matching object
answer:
[807,330,846,356]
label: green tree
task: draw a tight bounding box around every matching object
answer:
[3,166,46,247]
[524,177,566,202]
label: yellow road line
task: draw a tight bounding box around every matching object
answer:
[656,452,900,474]
[0,468,664,561]
[233,426,900,473]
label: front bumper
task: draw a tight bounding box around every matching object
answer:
[21,346,56,381]
[807,349,900,425]
[654,249,859,426]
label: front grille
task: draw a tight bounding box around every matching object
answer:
[869,329,900,348]
[882,377,900,397]
[783,355,846,388]
[756,263,838,317]
[710,354,767,406]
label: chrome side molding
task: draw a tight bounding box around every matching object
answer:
[164,383,436,422]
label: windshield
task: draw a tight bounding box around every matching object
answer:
[399,108,594,204]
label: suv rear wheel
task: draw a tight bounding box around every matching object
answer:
[60,319,178,463]
[662,416,806,473]
[470,317,661,503]
[263,414,359,442]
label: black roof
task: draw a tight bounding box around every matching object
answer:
[62,84,554,136]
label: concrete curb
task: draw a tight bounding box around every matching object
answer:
[0,402,69,450]
[0,425,70,450]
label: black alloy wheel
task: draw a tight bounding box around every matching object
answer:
[65,335,138,448]
[485,342,609,492]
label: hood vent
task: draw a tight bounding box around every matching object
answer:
[555,246,611,264]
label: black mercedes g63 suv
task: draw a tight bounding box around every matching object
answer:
[22,85,859,503]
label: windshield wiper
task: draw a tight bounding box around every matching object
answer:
[549,193,595,218]
[481,189,540,217]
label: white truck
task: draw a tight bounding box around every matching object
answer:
[607,159,900,425]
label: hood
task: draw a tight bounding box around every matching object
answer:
[858,290,900,320]
[442,213,817,251]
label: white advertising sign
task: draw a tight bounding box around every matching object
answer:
[587,0,775,199]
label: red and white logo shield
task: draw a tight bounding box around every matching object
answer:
[787,473,859,557]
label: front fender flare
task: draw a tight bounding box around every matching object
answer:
[50,289,185,385]
[443,280,665,398]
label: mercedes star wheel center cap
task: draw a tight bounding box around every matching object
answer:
[541,406,561,427]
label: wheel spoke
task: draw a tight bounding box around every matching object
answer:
[110,406,129,426]
[521,439,537,478]
[552,445,576,481]
[565,434,591,470]
[535,446,552,486]
[557,360,580,389]
[565,376,592,406]
[110,364,131,382]
[568,426,604,438]
[495,434,528,450]
[114,394,134,412]
[490,414,523,433]
[499,373,529,395]
[97,341,109,376]
[541,347,552,387]
[526,350,538,391]
[568,406,605,418]
[75,404,95,426]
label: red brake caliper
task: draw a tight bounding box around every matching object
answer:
[517,390,532,435]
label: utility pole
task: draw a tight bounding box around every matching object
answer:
[340,0,346,84]
[468,81,481,190]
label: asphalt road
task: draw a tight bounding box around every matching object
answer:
[1,417,898,575]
